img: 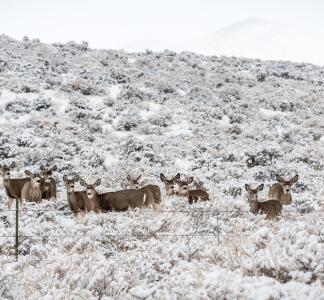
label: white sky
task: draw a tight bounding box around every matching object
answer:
[0,0,324,64]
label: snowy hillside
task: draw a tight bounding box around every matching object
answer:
[0,35,323,299]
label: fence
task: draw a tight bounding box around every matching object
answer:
[0,202,323,262]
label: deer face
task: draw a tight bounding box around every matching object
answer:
[245,184,264,202]
[25,170,42,186]
[176,177,194,196]
[276,174,298,194]
[160,173,180,196]
[40,165,57,183]
[126,175,141,189]
[79,178,101,199]
[63,175,80,193]
[0,162,16,180]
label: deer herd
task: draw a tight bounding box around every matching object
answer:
[0,162,299,220]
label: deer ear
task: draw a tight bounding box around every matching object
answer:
[187,177,193,184]
[79,178,86,187]
[74,175,80,182]
[160,173,166,182]
[245,184,251,192]
[94,178,101,187]
[40,164,45,171]
[63,175,68,182]
[25,170,32,176]
[51,165,57,172]
[276,174,285,183]
[127,175,132,181]
[10,162,16,169]
[175,173,180,180]
[290,174,298,185]
[257,184,264,191]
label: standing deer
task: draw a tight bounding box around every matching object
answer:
[126,174,142,189]
[245,184,282,220]
[160,173,180,196]
[268,174,298,205]
[21,171,43,203]
[40,165,57,201]
[0,162,30,208]
[79,178,102,213]
[63,175,92,215]
[176,177,209,204]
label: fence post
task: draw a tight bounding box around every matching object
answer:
[216,210,220,246]
[15,198,19,261]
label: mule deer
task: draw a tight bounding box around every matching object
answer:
[160,173,180,196]
[40,164,57,201]
[0,162,31,208]
[245,184,282,220]
[176,177,209,204]
[126,174,142,189]
[268,174,298,205]
[79,178,102,212]
[91,183,161,211]
[21,171,43,203]
[63,175,92,214]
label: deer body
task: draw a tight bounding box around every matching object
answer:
[1,162,30,208]
[268,174,298,205]
[21,171,42,203]
[100,186,161,211]
[176,177,210,204]
[64,175,93,214]
[40,165,58,201]
[245,184,282,220]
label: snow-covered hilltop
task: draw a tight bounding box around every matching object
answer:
[0,35,323,299]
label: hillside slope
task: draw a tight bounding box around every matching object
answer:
[0,35,323,299]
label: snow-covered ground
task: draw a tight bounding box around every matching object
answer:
[0,35,323,299]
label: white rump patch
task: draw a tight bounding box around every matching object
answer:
[143,193,147,206]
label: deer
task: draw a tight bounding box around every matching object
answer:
[79,178,102,213]
[21,171,43,203]
[245,184,282,220]
[63,175,92,215]
[40,164,57,201]
[80,178,161,211]
[268,174,298,205]
[126,174,142,189]
[175,176,209,204]
[160,173,180,196]
[0,162,30,209]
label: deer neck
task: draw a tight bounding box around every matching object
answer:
[249,200,260,213]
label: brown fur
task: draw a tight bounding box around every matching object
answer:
[21,171,42,203]
[64,175,93,215]
[245,184,282,220]
[176,177,210,204]
[98,185,161,211]
[40,165,57,201]
[160,173,180,196]
[268,174,298,205]
[0,162,30,208]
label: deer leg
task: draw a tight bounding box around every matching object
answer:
[7,197,14,209]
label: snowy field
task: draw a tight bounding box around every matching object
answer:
[0,35,323,299]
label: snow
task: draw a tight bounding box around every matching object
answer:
[0,35,323,299]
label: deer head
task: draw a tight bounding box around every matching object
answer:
[79,178,101,199]
[160,173,180,196]
[25,170,42,187]
[275,174,298,194]
[176,177,194,196]
[40,164,57,183]
[126,174,141,189]
[0,162,16,180]
[245,184,264,202]
[63,175,80,193]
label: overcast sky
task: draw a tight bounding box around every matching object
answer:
[1,0,323,64]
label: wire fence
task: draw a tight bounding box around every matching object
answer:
[0,204,323,263]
